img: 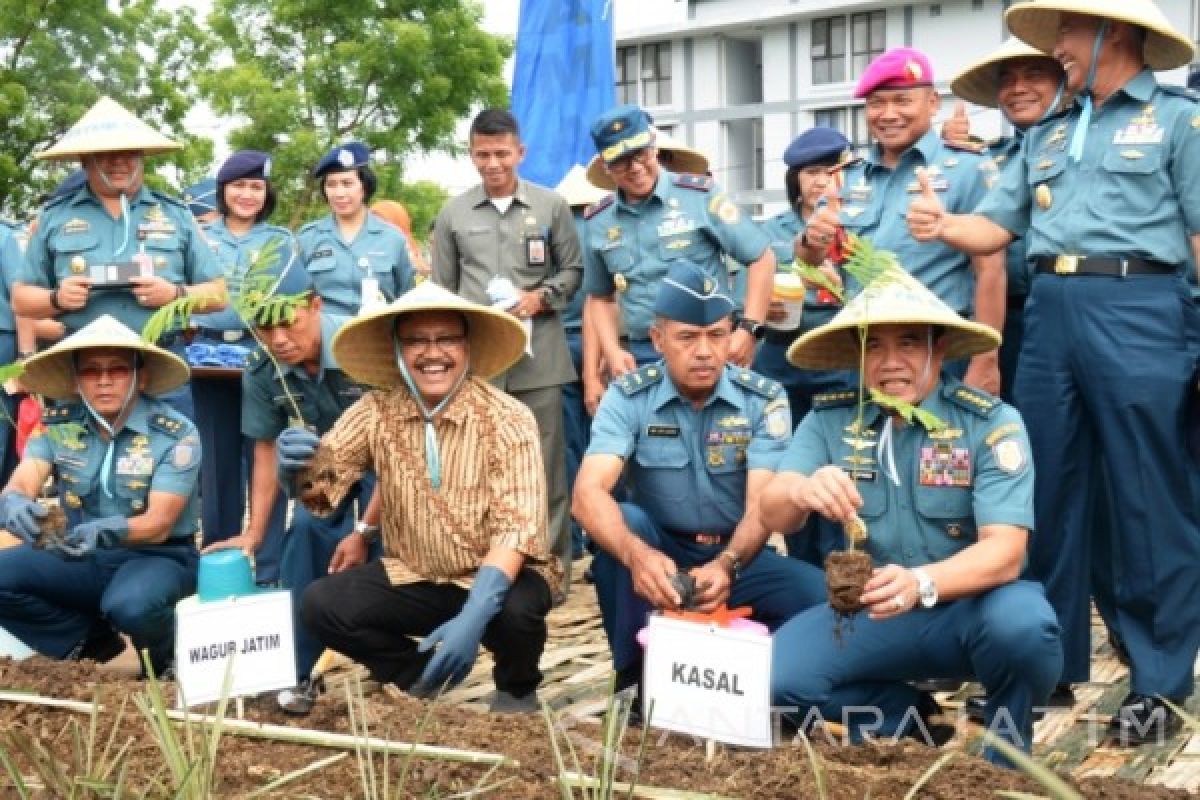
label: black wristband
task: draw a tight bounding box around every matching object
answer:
[49,289,63,311]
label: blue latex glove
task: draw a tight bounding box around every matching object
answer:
[413,566,512,695]
[277,427,320,478]
[0,492,47,543]
[49,516,130,558]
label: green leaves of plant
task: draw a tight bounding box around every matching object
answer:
[868,389,947,432]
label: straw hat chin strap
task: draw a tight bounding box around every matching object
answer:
[86,154,144,257]
[74,358,139,498]
[1069,19,1109,162]
[392,331,470,491]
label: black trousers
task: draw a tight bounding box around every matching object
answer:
[302,560,553,697]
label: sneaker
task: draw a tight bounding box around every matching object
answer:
[66,623,125,664]
[488,689,539,714]
[278,677,324,715]
[1108,693,1184,746]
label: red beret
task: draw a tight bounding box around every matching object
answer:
[854,48,935,99]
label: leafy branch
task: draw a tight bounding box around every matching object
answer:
[786,260,844,304]
[869,389,946,432]
[0,362,88,448]
[139,237,310,426]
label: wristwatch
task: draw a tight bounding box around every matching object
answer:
[354,521,381,545]
[736,317,766,340]
[911,568,938,608]
[717,548,742,581]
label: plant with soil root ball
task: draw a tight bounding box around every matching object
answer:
[791,236,948,621]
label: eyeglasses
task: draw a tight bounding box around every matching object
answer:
[77,364,133,382]
[397,334,467,353]
[607,148,656,176]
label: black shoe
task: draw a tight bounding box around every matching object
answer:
[1046,683,1076,708]
[903,691,955,747]
[278,677,325,715]
[1108,693,1184,745]
[66,623,125,664]
[614,663,643,726]
[964,695,1047,723]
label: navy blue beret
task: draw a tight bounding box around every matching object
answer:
[217,150,271,184]
[654,262,735,325]
[783,127,851,169]
[182,178,217,217]
[51,169,87,201]
[590,104,654,164]
[313,142,370,178]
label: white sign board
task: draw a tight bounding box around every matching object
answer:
[643,614,773,748]
[175,591,296,707]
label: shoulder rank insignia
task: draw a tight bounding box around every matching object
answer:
[583,194,615,220]
[946,384,1000,417]
[149,413,187,438]
[615,364,664,396]
[730,369,781,398]
[673,173,714,192]
[812,390,860,411]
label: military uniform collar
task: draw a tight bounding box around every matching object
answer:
[1115,68,1158,104]
[650,363,742,412]
[856,374,959,432]
[616,170,670,211]
[81,394,155,437]
[66,183,157,210]
[468,180,532,210]
[865,128,941,172]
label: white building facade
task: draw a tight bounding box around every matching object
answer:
[613,0,1199,215]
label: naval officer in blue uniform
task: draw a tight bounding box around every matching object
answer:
[13,97,226,421]
[0,315,201,675]
[573,261,826,705]
[762,269,1061,765]
[907,0,1200,742]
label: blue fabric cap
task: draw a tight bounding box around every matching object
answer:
[313,141,370,178]
[186,343,223,367]
[590,104,654,164]
[217,150,271,184]
[783,127,852,169]
[51,169,87,201]
[654,262,736,325]
[183,178,217,217]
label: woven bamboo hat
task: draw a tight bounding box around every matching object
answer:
[1005,0,1195,71]
[556,164,609,209]
[23,315,190,399]
[586,129,710,190]
[786,270,1001,370]
[951,38,1062,108]
[37,97,182,161]
[332,282,528,388]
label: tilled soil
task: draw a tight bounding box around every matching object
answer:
[0,657,1191,799]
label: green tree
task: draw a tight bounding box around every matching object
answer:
[379,177,449,245]
[200,0,511,228]
[0,0,216,217]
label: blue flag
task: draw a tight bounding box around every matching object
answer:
[511,0,615,188]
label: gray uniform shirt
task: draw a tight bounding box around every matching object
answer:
[432,179,582,392]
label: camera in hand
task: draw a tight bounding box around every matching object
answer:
[90,258,152,290]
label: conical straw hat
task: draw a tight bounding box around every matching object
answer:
[332,282,528,388]
[23,315,190,399]
[951,38,1061,108]
[586,128,710,190]
[1005,0,1194,71]
[556,164,609,209]
[37,97,182,161]
[787,269,1001,370]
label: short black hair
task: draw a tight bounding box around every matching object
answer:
[785,158,843,211]
[217,180,277,223]
[470,109,520,141]
[321,166,377,204]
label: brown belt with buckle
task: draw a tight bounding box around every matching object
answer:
[665,528,731,546]
[1035,255,1177,276]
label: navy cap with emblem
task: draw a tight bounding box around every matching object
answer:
[217,150,272,184]
[312,141,370,178]
[182,177,217,217]
[590,104,655,165]
[50,169,87,201]
[783,127,851,169]
[654,262,736,326]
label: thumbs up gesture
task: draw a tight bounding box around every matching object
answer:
[941,100,971,145]
[906,167,945,243]
[795,196,842,262]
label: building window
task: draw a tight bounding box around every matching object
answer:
[972,0,984,8]
[811,16,847,84]
[929,4,942,16]
[641,42,672,106]
[813,106,872,153]
[616,46,638,105]
[850,11,886,78]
